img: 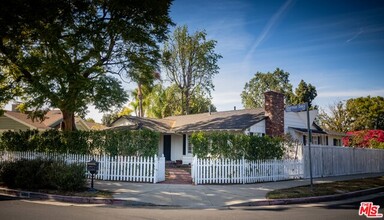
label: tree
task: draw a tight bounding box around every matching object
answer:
[241,68,293,108]
[317,101,349,132]
[343,130,384,149]
[118,106,133,117]
[162,25,222,115]
[145,84,216,118]
[346,96,384,130]
[85,118,96,123]
[291,80,318,109]
[241,68,317,109]
[101,105,133,126]
[130,70,161,117]
[0,0,173,131]
[101,113,118,127]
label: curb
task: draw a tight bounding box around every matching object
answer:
[229,186,384,207]
[1,186,383,208]
[0,187,160,207]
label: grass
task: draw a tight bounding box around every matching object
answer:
[0,182,113,198]
[35,188,113,198]
[266,176,384,199]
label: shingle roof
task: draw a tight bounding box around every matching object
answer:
[166,109,266,132]
[112,109,267,133]
[115,116,174,133]
[4,110,103,130]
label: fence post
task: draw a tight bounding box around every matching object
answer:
[154,155,158,184]
[242,156,245,184]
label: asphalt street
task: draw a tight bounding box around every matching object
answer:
[1,193,383,220]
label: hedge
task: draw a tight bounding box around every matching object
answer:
[0,129,160,156]
[190,132,284,160]
[0,158,86,191]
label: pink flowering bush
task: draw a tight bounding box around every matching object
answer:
[343,130,384,149]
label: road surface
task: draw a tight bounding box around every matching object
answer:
[1,194,382,220]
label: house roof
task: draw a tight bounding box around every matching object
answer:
[288,127,328,135]
[112,109,267,133]
[111,116,173,133]
[167,109,266,132]
[4,110,103,130]
[5,111,51,129]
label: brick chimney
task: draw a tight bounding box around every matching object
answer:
[264,91,284,137]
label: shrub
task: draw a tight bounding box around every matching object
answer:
[0,129,160,156]
[190,132,284,160]
[0,158,86,191]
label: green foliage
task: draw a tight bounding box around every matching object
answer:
[0,0,173,131]
[0,129,160,156]
[291,80,318,109]
[346,96,384,130]
[317,101,349,132]
[162,25,222,114]
[319,96,384,132]
[0,158,86,191]
[146,84,216,118]
[241,68,293,108]
[190,132,284,160]
[241,68,317,109]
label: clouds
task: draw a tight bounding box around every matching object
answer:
[243,0,295,62]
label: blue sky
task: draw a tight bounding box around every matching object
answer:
[168,0,384,112]
[82,0,383,122]
[6,0,384,122]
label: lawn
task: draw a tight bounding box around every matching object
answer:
[266,176,384,199]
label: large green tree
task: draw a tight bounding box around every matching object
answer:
[0,0,173,131]
[346,96,384,130]
[145,84,216,118]
[291,80,318,109]
[241,68,317,109]
[162,25,222,115]
[317,101,349,132]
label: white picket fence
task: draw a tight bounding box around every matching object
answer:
[191,156,303,185]
[303,145,384,178]
[0,151,165,183]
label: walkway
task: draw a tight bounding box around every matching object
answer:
[162,167,192,184]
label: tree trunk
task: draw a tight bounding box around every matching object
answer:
[184,90,190,115]
[138,82,143,117]
[61,110,77,131]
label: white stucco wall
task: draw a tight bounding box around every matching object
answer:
[112,118,135,127]
[245,120,266,135]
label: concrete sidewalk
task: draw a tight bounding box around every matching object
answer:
[94,172,384,208]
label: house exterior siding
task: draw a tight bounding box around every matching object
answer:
[0,116,30,131]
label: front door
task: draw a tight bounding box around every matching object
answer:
[163,135,171,161]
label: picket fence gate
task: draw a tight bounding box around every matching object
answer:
[0,151,165,183]
[191,156,303,185]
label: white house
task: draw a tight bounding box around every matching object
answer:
[111,91,345,164]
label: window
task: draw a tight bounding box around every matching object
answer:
[326,136,329,145]
[312,136,318,145]
[303,135,307,146]
[333,138,341,146]
[318,136,322,145]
